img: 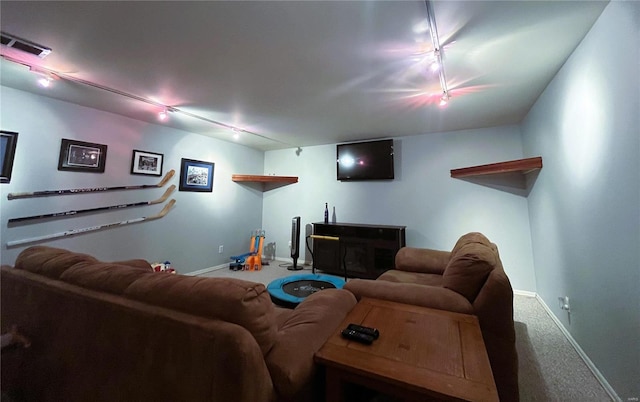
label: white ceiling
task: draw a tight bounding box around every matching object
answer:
[0,1,608,151]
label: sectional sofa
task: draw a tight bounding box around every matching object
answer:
[0,246,357,402]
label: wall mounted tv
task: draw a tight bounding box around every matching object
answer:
[336,139,394,181]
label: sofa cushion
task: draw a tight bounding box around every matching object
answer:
[110,259,153,271]
[442,233,497,302]
[15,246,98,279]
[378,269,443,287]
[60,262,154,295]
[266,289,357,399]
[394,247,450,274]
[124,274,277,354]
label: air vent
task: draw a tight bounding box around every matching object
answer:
[0,32,51,58]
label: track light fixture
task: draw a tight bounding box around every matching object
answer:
[439,92,449,106]
[2,54,292,147]
[424,0,450,106]
[29,66,56,88]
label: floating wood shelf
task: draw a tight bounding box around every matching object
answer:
[232,174,298,191]
[450,157,542,179]
[232,174,298,184]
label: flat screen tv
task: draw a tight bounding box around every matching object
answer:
[336,139,394,181]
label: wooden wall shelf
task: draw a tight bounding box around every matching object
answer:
[232,174,298,184]
[450,157,542,178]
[232,174,298,191]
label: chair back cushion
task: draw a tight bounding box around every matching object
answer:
[442,232,497,302]
[124,274,278,354]
[60,262,154,295]
[15,246,98,279]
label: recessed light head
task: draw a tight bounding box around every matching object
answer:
[158,109,168,121]
[439,92,449,107]
[37,76,52,87]
[29,66,56,88]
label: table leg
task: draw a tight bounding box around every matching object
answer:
[325,368,344,402]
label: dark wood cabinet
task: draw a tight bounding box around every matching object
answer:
[312,222,406,279]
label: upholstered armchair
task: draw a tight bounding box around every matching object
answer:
[344,232,519,402]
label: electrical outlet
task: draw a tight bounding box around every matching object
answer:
[558,296,570,311]
[218,245,224,254]
[288,241,292,248]
[558,296,572,325]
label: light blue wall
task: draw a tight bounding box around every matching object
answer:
[263,125,537,292]
[521,1,640,398]
[0,86,265,272]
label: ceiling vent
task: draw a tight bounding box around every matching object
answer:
[0,32,51,58]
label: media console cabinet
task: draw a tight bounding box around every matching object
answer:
[312,222,406,279]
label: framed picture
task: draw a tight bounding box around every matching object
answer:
[58,138,107,173]
[179,158,214,192]
[130,149,163,176]
[1,130,19,184]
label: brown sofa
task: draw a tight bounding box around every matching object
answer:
[1,246,357,402]
[344,232,519,402]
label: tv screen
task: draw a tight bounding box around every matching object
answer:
[336,139,394,181]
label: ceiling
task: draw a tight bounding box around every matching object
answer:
[0,1,608,151]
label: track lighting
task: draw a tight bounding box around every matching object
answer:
[29,66,55,88]
[439,92,449,106]
[424,0,450,105]
[430,50,441,72]
[38,76,53,88]
[3,54,293,148]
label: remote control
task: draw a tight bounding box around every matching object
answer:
[347,323,380,339]
[341,328,375,345]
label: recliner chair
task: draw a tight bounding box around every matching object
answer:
[344,232,519,402]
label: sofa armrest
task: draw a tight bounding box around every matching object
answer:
[395,247,450,275]
[265,289,357,400]
[344,279,473,314]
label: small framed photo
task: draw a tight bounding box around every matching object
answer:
[179,158,214,192]
[58,138,107,173]
[1,130,19,184]
[131,149,163,176]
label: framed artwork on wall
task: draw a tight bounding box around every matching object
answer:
[130,149,163,176]
[1,130,19,184]
[58,138,107,173]
[179,158,214,192]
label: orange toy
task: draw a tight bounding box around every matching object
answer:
[229,229,265,271]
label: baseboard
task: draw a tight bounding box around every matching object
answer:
[187,263,229,276]
[268,257,313,267]
[188,258,313,276]
[534,294,621,402]
[513,289,537,298]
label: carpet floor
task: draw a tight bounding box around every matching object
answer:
[200,261,613,401]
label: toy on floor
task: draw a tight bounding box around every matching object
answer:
[151,260,176,274]
[229,229,265,271]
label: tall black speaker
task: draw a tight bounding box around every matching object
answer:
[287,216,303,270]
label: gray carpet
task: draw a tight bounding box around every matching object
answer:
[513,296,613,401]
[201,263,614,401]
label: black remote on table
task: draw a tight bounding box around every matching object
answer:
[347,323,380,339]
[341,328,375,345]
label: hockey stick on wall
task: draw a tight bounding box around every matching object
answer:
[6,199,176,247]
[8,185,176,224]
[7,169,175,200]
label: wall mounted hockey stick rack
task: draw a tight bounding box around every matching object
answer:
[7,169,175,200]
[8,185,176,224]
[6,199,176,247]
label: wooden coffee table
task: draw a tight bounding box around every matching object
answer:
[314,297,499,401]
